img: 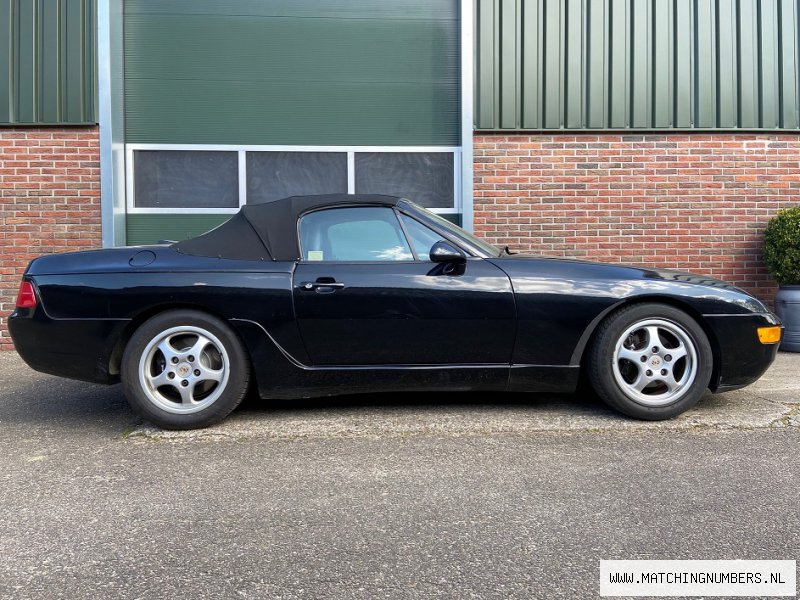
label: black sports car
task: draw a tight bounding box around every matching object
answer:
[9,194,782,429]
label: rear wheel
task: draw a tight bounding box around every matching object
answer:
[121,310,249,429]
[587,303,713,420]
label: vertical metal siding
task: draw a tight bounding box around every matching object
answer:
[779,0,799,127]
[0,0,96,125]
[124,0,460,146]
[475,0,800,130]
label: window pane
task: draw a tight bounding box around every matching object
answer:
[246,152,347,204]
[354,152,454,208]
[405,201,500,257]
[299,207,413,262]
[134,150,238,208]
[399,214,443,260]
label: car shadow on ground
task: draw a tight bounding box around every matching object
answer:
[0,366,137,431]
[237,387,611,415]
[0,364,623,435]
[3,354,797,437]
[4,354,769,437]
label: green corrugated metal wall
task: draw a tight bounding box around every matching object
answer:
[475,0,800,130]
[123,0,460,145]
[0,0,96,125]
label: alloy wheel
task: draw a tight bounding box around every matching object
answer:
[137,325,230,414]
[611,318,698,407]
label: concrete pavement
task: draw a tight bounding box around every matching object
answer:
[0,351,798,599]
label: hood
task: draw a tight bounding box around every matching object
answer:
[490,254,771,315]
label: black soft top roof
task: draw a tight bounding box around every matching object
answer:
[173,194,403,261]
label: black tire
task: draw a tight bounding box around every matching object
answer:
[587,303,713,420]
[121,310,250,429]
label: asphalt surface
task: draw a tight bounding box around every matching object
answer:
[0,351,798,599]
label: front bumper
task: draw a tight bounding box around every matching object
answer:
[8,306,126,385]
[704,312,782,392]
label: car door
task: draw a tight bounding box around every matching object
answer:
[292,206,516,366]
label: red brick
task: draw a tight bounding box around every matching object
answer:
[0,127,100,351]
[474,132,800,308]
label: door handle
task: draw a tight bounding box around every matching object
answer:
[299,281,345,292]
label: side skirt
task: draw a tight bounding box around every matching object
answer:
[508,364,580,394]
[230,319,580,399]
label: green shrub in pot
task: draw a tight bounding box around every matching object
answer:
[763,206,800,351]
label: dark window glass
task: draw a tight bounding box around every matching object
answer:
[134,150,238,208]
[408,202,501,257]
[246,152,347,204]
[398,214,444,260]
[354,152,454,208]
[299,207,413,262]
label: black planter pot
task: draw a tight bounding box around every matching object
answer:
[775,285,800,352]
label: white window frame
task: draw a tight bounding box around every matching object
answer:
[125,144,462,216]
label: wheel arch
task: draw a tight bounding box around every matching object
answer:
[572,295,722,390]
[107,303,241,377]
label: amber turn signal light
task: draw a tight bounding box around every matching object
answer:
[757,326,782,344]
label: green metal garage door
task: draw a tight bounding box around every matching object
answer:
[123,0,461,244]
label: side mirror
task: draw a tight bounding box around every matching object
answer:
[429,240,466,264]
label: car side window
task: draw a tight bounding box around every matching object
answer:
[398,214,445,261]
[299,207,414,262]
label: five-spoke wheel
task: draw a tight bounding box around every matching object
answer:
[612,318,697,407]
[588,303,713,420]
[121,310,249,429]
[139,326,229,414]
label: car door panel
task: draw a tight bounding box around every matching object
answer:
[292,259,516,366]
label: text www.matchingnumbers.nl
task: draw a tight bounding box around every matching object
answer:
[599,560,796,597]
[607,571,789,585]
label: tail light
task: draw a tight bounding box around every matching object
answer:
[15,281,37,308]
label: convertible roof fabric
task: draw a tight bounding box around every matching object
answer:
[173,194,402,261]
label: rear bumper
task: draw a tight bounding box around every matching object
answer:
[8,307,126,385]
[704,312,782,392]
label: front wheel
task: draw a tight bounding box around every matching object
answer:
[587,303,713,420]
[121,310,250,429]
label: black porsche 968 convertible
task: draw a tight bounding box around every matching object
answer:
[9,194,782,429]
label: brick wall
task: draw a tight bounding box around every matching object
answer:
[474,133,800,307]
[0,127,101,350]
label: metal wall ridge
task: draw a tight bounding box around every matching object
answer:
[475,0,800,131]
[0,0,97,125]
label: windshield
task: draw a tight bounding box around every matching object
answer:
[405,202,502,257]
